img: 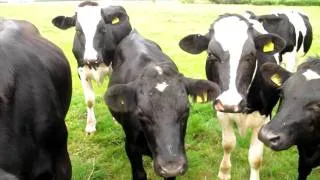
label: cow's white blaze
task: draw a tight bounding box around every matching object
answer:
[214,16,248,106]
[77,5,101,60]
[155,82,168,92]
[303,69,320,81]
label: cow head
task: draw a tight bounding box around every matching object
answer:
[179,14,286,113]
[52,1,132,66]
[105,65,220,177]
[259,58,320,151]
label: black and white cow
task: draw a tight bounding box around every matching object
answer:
[52,1,113,133]
[244,10,313,72]
[0,19,72,179]
[179,14,286,180]
[258,57,320,180]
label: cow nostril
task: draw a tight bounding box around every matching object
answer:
[269,135,280,145]
[214,99,224,111]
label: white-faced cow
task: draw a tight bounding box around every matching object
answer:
[52,1,113,133]
[244,10,312,72]
[179,14,287,180]
[58,4,221,180]
[259,57,320,180]
[0,19,72,179]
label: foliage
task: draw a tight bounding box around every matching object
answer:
[200,0,320,5]
[1,2,320,179]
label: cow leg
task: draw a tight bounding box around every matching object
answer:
[78,69,96,133]
[217,112,236,180]
[248,127,264,180]
[125,142,147,180]
[53,145,72,180]
[297,148,312,180]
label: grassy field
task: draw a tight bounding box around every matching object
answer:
[1,1,320,179]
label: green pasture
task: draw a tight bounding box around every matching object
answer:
[1,1,320,179]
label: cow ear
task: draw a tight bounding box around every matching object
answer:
[104,83,137,112]
[52,15,76,30]
[254,33,286,55]
[260,63,291,88]
[179,34,209,54]
[183,77,221,103]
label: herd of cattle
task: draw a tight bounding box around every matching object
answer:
[0,1,319,179]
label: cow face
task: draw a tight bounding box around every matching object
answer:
[179,14,286,113]
[105,66,220,177]
[259,59,320,151]
[52,1,132,66]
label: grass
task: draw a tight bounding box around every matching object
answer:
[1,1,320,179]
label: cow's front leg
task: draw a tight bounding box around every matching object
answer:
[217,112,236,180]
[297,147,312,180]
[78,68,96,133]
[248,127,264,180]
[164,177,176,180]
[125,142,147,180]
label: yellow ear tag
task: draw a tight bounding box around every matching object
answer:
[271,74,282,86]
[263,41,274,52]
[112,17,120,24]
[195,92,208,103]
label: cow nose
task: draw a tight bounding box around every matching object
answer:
[258,126,281,148]
[156,159,187,178]
[214,99,242,113]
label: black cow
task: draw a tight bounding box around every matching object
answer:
[52,1,112,133]
[179,14,286,180]
[53,4,220,180]
[259,57,320,180]
[0,19,72,179]
[244,10,313,72]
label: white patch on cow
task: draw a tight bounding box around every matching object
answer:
[273,10,307,52]
[155,82,168,92]
[247,61,258,94]
[242,14,268,34]
[303,69,320,81]
[214,16,248,106]
[154,66,163,75]
[77,5,102,60]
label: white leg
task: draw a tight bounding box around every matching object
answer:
[248,127,264,180]
[217,112,236,180]
[78,68,96,133]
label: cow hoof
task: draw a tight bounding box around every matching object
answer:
[218,173,231,180]
[85,126,96,134]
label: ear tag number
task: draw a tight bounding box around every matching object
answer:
[271,74,281,86]
[112,17,120,24]
[263,41,274,52]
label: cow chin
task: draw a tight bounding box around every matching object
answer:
[153,155,187,178]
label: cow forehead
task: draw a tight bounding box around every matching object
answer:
[76,6,102,30]
[213,16,249,52]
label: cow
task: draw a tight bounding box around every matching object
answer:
[244,10,313,72]
[53,4,220,180]
[179,14,287,180]
[52,1,112,133]
[258,57,320,180]
[0,19,72,179]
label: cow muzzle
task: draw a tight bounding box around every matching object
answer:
[155,157,187,178]
[214,99,246,113]
[258,125,289,151]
